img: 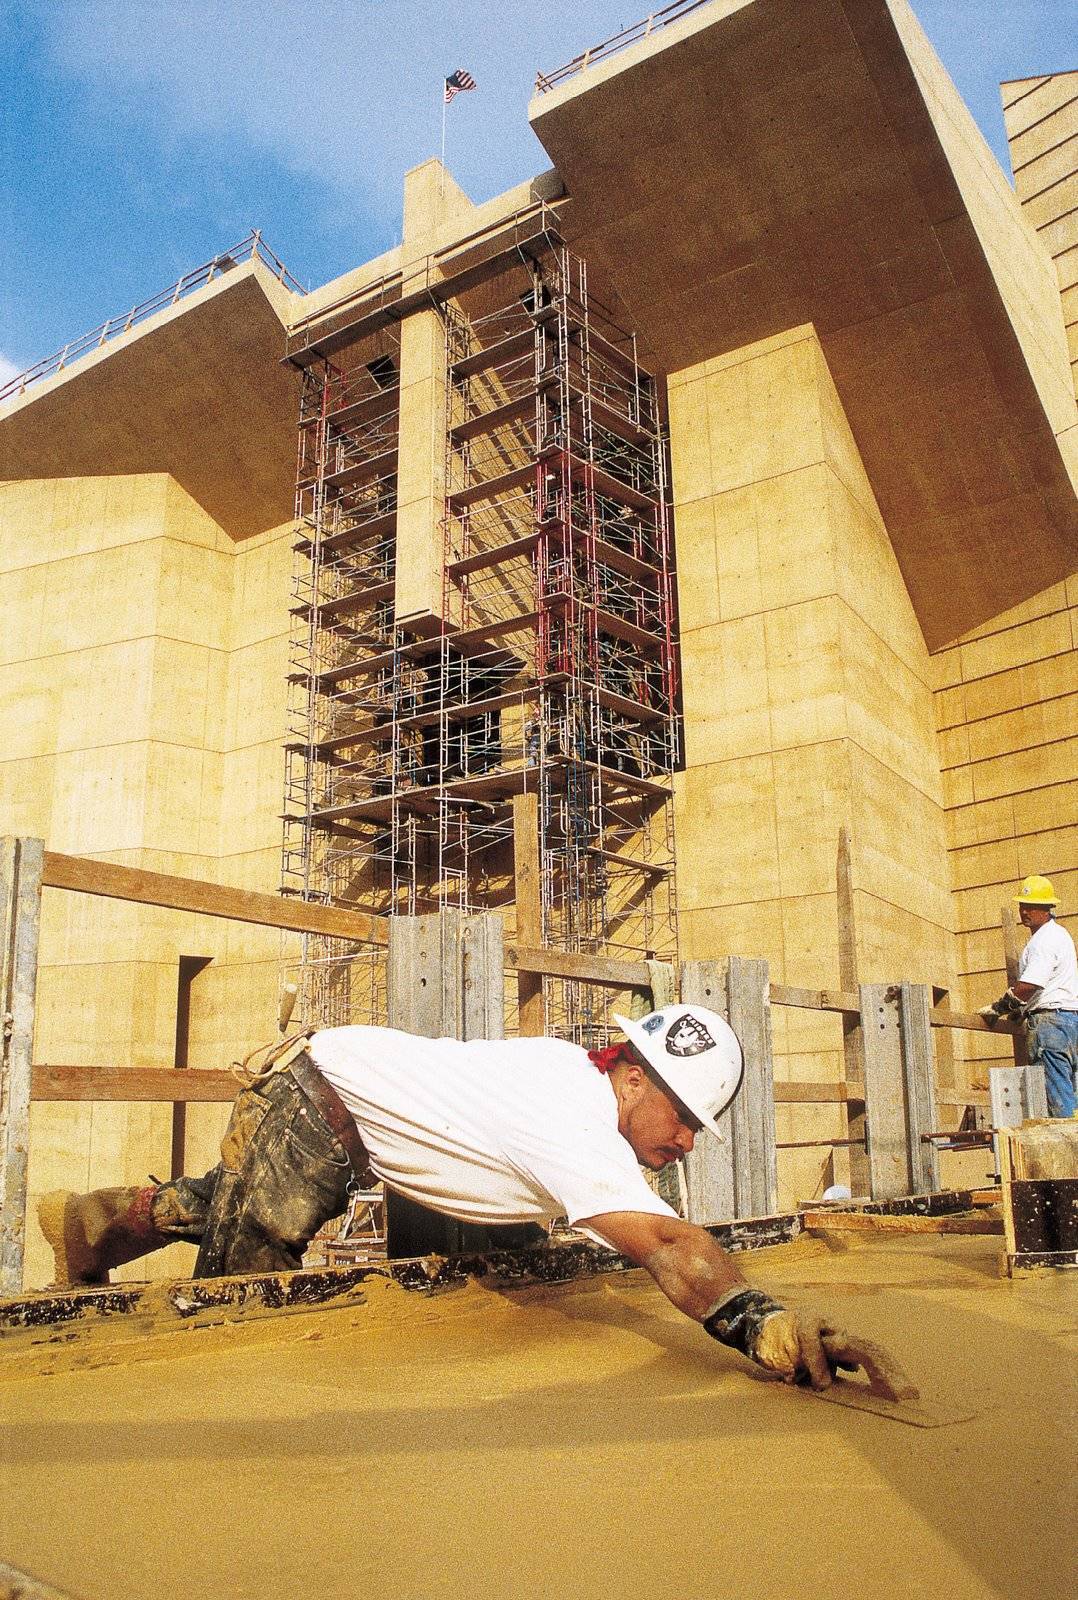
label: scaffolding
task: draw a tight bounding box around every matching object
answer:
[283,235,679,1040]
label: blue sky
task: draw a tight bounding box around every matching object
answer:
[0,0,1071,382]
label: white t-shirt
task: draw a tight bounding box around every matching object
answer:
[308,1025,677,1229]
[1018,919,1078,1012]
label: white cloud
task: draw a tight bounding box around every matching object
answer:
[34,1,625,231]
[0,353,23,389]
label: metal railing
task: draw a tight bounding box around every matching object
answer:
[534,0,716,93]
[0,229,305,405]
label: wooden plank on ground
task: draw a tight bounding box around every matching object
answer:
[861,984,911,1200]
[41,850,388,946]
[801,1209,1002,1235]
[31,1066,238,1103]
[512,793,544,1035]
[0,837,43,1295]
[680,961,734,1225]
[727,955,777,1218]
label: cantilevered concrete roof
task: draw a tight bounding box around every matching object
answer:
[0,262,299,541]
[531,0,1078,648]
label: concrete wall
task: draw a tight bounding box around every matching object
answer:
[1003,71,1078,402]
[932,578,1078,1091]
[0,473,295,1286]
[668,324,957,1203]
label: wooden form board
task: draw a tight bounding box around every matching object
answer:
[0,838,42,1296]
[728,956,778,1219]
[681,961,734,1224]
[861,985,912,1200]
[680,957,777,1225]
[387,909,504,1042]
[837,826,869,1195]
[898,983,939,1194]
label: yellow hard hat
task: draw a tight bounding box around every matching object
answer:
[1015,874,1058,907]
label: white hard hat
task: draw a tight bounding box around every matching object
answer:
[612,1004,744,1139]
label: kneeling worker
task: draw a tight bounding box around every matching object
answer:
[41,1004,878,1391]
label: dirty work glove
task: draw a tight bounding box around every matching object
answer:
[979,990,1025,1027]
[703,1288,846,1390]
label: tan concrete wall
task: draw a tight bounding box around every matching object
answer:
[1003,71,1078,402]
[932,577,1078,1092]
[668,325,957,1204]
[0,473,295,1287]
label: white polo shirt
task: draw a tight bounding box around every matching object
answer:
[308,1026,677,1229]
[1018,919,1078,1012]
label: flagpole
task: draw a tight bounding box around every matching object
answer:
[440,80,447,197]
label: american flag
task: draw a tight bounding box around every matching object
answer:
[444,68,477,103]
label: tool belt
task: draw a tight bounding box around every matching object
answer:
[232,1029,370,1185]
[286,1049,371,1184]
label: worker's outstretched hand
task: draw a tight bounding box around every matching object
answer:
[750,1308,846,1389]
[754,1315,918,1399]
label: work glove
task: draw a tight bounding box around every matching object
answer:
[703,1289,914,1396]
[979,991,1024,1027]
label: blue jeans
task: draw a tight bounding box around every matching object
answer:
[1027,1011,1078,1118]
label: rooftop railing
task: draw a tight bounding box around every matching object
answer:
[0,229,305,405]
[534,0,715,93]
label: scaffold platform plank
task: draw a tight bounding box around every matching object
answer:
[449,462,537,509]
[293,508,397,558]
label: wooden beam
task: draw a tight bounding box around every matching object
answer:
[40,850,388,945]
[773,1081,853,1104]
[801,1210,1002,1235]
[507,945,647,988]
[32,1066,238,1103]
[512,793,545,1035]
[769,983,859,1014]
[0,837,43,1294]
[931,1007,1022,1033]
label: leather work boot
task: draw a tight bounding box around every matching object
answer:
[37,1185,164,1286]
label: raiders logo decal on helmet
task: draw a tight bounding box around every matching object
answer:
[665,1015,716,1057]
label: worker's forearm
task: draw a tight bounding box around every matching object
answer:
[641,1220,745,1320]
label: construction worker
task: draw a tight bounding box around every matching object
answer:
[979,876,1078,1117]
[39,1003,888,1392]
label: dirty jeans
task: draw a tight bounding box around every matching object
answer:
[1027,1010,1078,1119]
[151,1070,354,1277]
